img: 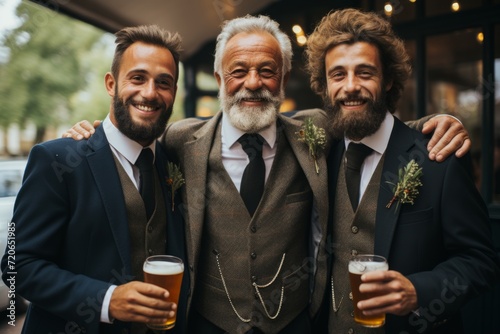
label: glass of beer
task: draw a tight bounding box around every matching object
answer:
[143,255,184,330]
[349,254,388,328]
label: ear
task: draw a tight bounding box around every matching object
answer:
[385,79,393,92]
[105,72,116,97]
[214,72,222,87]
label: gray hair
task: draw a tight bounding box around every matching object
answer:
[214,15,292,76]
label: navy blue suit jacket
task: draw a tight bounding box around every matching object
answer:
[1,125,189,334]
[323,117,500,333]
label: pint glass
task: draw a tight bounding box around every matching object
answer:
[349,254,388,327]
[143,255,184,330]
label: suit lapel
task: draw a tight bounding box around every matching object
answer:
[183,113,222,270]
[154,143,186,259]
[280,115,329,216]
[374,117,420,258]
[86,126,132,274]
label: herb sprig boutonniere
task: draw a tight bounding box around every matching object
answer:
[386,159,423,210]
[296,117,327,175]
[166,162,185,212]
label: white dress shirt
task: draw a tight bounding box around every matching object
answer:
[344,112,394,203]
[100,116,156,323]
[221,113,277,191]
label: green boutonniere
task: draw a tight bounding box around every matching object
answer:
[386,159,423,210]
[296,117,327,175]
[166,162,185,212]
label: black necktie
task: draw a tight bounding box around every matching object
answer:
[345,142,373,211]
[238,134,265,216]
[135,148,155,220]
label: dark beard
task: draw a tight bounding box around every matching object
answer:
[113,95,171,144]
[324,94,388,141]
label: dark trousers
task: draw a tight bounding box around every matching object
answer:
[188,308,311,334]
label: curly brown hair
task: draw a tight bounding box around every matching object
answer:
[306,8,411,113]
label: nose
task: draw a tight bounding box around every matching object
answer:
[344,73,360,93]
[141,79,157,99]
[244,70,263,91]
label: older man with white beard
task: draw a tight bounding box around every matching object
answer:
[65,15,470,334]
[161,16,328,334]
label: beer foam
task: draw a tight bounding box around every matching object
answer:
[349,261,388,274]
[144,261,184,275]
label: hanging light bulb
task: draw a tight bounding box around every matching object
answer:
[292,25,303,34]
[384,2,393,16]
[451,1,460,12]
[476,32,484,43]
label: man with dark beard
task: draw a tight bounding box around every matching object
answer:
[0,25,189,334]
[306,9,500,334]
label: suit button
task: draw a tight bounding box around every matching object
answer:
[148,249,153,255]
[251,252,257,259]
[251,275,257,282]
[148,225,153,232]
[349,292,353,300]
[351,249,358,256]
[348,328,354,334]
[351,226,359,234]
[250,225,257,233]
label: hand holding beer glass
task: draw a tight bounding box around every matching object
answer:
[143,255,184,330]
[349,254,388,327]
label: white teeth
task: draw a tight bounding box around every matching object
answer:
[136,104,155,112]
[344,101,363,106]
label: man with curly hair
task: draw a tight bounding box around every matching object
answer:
[306,8,500,334]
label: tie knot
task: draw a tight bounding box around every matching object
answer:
[238,134,264,161]
[135,148,154,171]
[346,142,372,171]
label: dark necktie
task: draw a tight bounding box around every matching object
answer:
[345,142,373,211]
[135,148,155,220]
[238,134,265,216]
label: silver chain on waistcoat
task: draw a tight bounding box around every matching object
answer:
[215,252,286,322]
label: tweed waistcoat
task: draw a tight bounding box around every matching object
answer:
[329,153,385,334]
[194,126,313,334]
[114,156,168,280]
[114,155,168,334]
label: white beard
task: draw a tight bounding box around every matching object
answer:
[220,83,284,133]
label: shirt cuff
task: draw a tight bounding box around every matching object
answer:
[100,285,117,324]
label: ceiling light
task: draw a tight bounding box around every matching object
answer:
[384,3,393,16]
[292,25,303,34]
[451,1,460,11]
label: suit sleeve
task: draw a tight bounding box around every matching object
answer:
[1,144,111,332]
[407,154,500,319]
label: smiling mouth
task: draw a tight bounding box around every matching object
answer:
[133,103,160,112]
[342,100,366,106]
[241,97,267,103]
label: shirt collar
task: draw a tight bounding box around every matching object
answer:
[102,115,156,164]
[221,112,277,149]
[344,111,394,155]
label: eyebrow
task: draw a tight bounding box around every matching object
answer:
[128,69,175,81]
[327,63,379,75]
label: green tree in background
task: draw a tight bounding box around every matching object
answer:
[0,0,105,145]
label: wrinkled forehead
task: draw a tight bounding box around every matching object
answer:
[222,31,283,69]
